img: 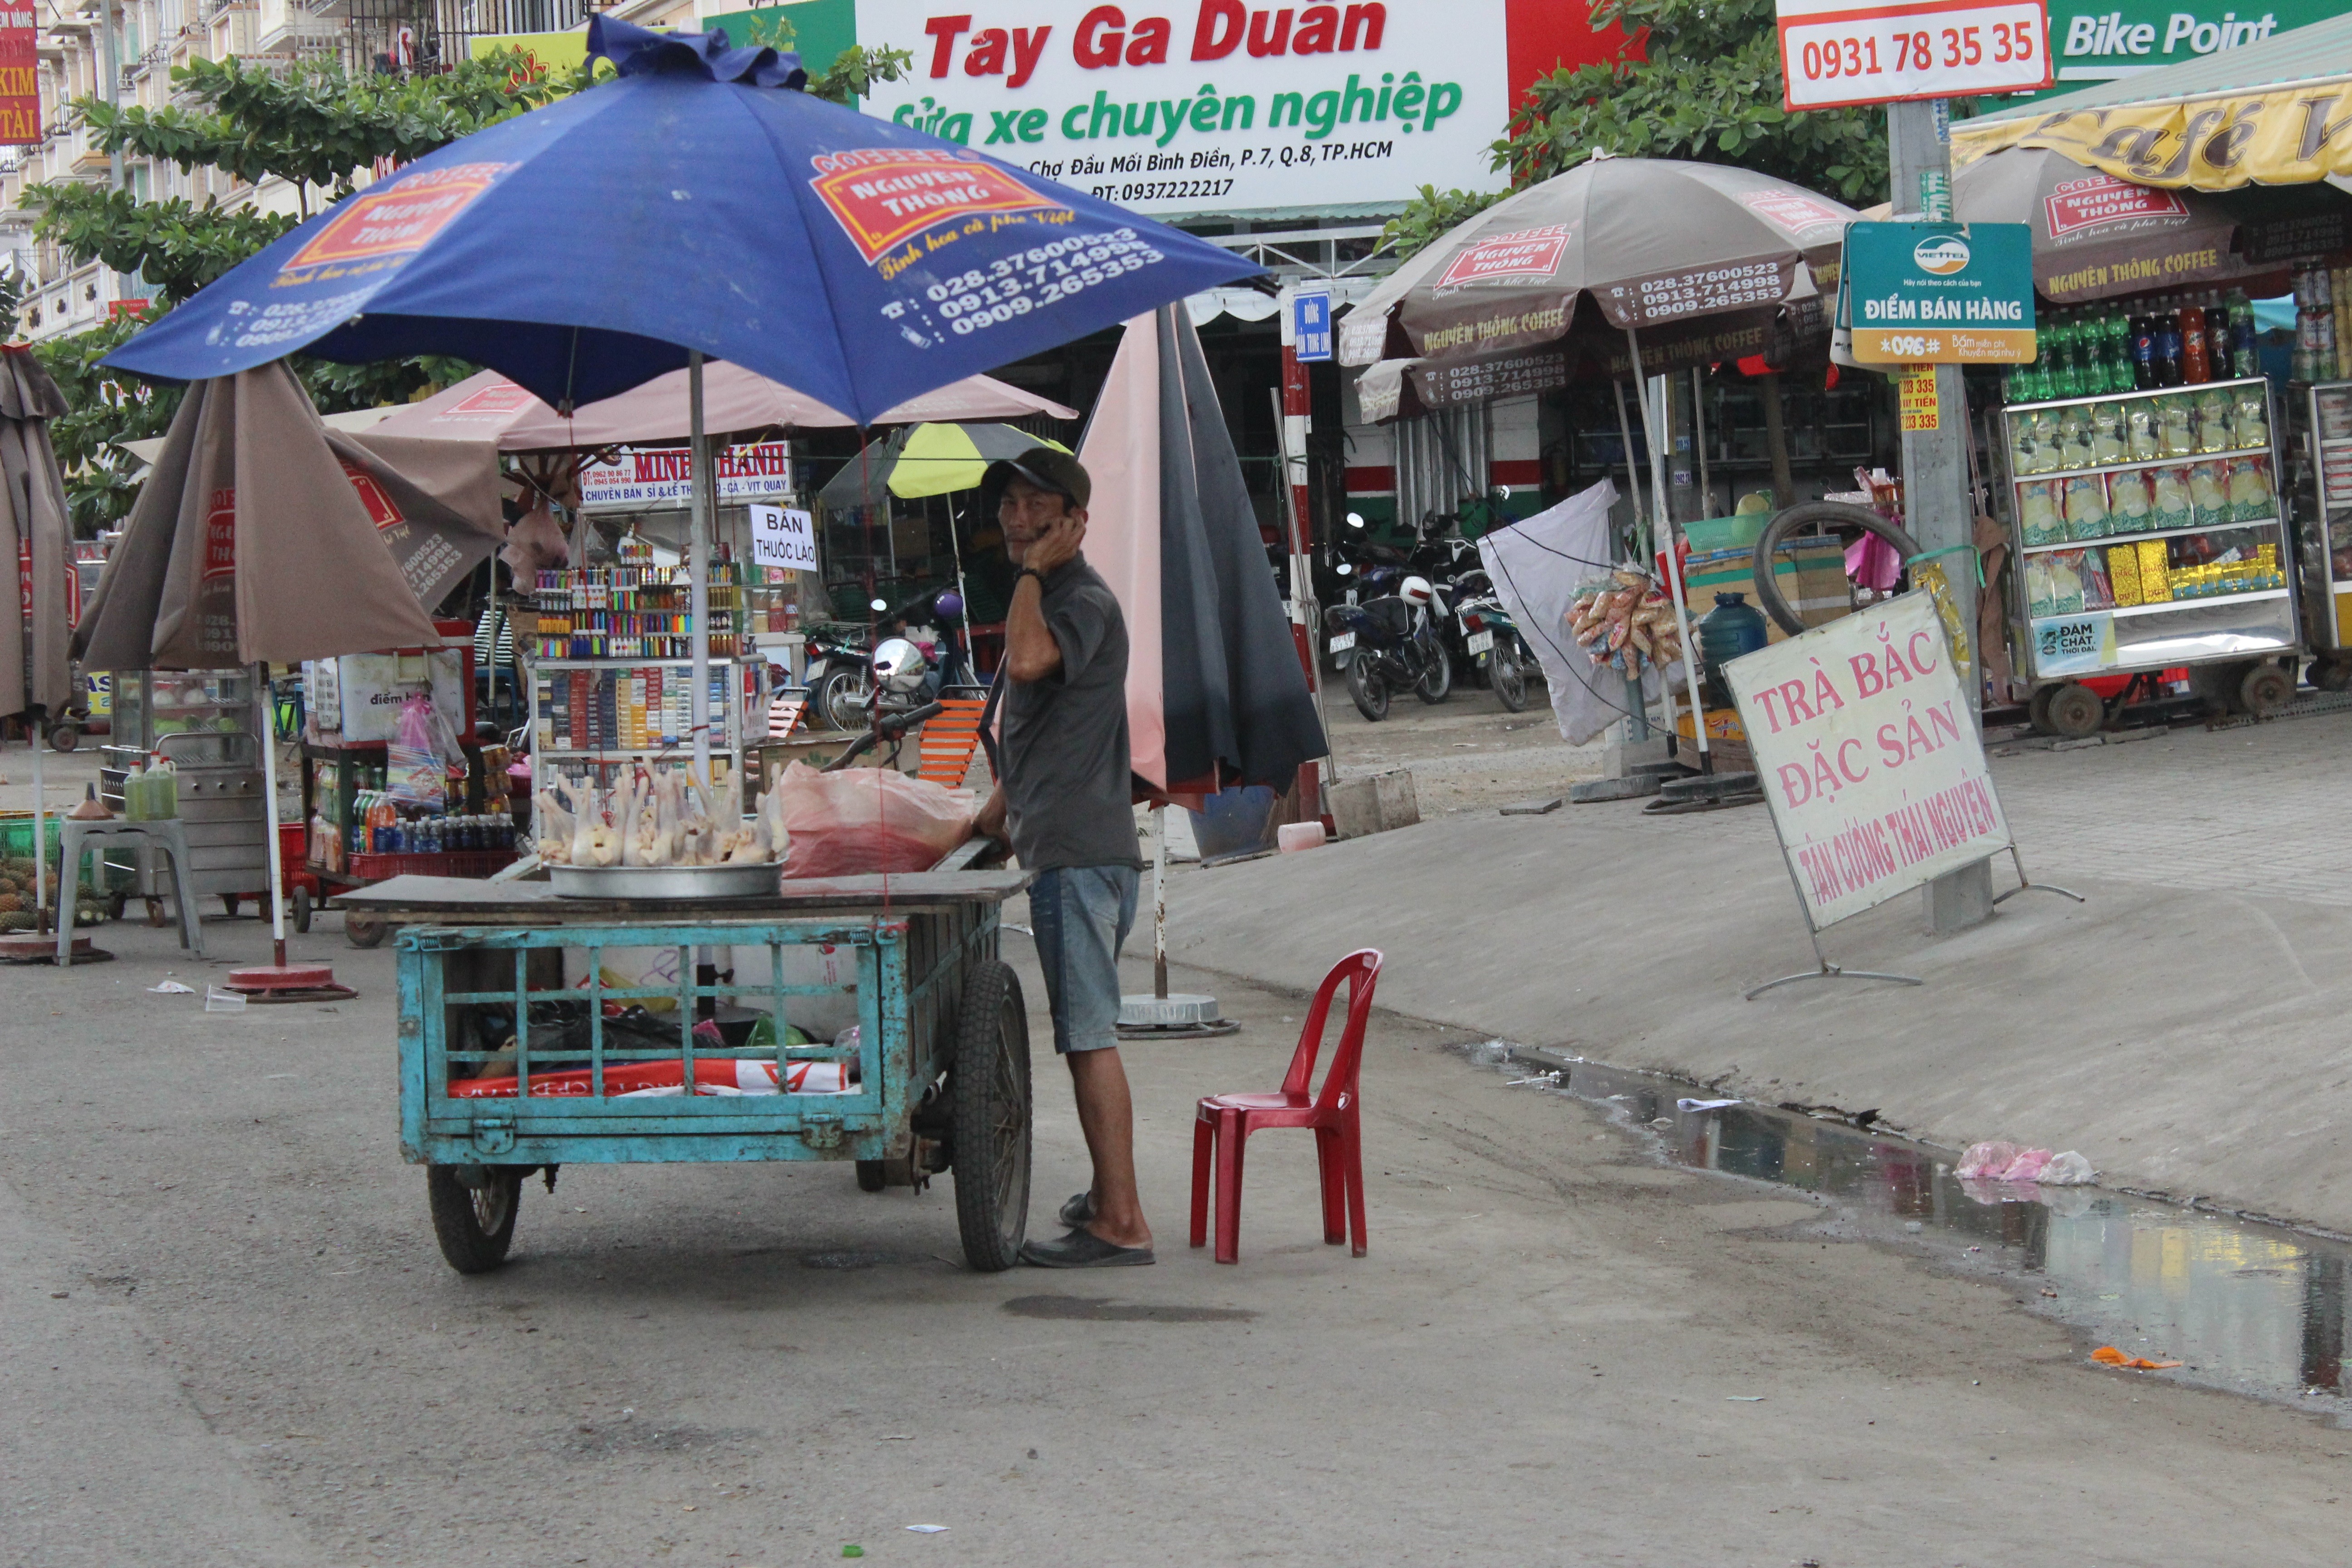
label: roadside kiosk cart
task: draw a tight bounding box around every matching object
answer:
[2284,378,2352,689]
[338,840,1036,1274]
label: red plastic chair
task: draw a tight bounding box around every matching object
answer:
[1190,949,1383,1264]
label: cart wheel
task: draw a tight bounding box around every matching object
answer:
[347,915,389,949]
[48,725,75,753]
[292,885,312,934]
[143,897,166,928]
[950,959,1031,1272]
[2027,684,2057,735]
[2313,656,2352,693]
[855,1160,889,1192]
[2044,683,2104,740]
[2240,660,2295,716]
[426,1164,522,1274]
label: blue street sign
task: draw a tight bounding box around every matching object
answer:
[1293,289,1332,363]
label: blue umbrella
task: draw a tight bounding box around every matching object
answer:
[103,15,1261,794]
[103,18,1259,420]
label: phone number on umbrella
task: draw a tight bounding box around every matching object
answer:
[914,231,1169,336]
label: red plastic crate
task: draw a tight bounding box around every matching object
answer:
[346,849,517,882]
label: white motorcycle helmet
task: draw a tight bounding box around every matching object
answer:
[1399,575,1435,608]
[872,637,929,695]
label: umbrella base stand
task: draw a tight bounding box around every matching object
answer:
[0,933,109,964]
[1117,992,1238,1040]
[224,961,358,1003]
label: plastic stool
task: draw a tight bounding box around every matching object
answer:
[57,818,201,967]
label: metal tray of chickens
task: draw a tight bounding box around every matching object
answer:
[546,862,780,900]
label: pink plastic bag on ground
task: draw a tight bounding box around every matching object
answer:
[773,762,973,878]
[1954,1140,2019,1178]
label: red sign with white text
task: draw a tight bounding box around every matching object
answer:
[0,0,38,145]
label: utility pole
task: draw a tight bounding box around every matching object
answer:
[1276,286,1325,824]
[1887,97,1994,933]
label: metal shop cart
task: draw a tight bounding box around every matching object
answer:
[348,858,1035,1274]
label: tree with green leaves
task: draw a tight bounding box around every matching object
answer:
[1388,0,1891,259]
[26,39,911,534]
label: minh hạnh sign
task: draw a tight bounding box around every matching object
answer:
[1844,220,2037,364]
[1725,590,2013,931]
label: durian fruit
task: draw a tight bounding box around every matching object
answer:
[0,911,37,932]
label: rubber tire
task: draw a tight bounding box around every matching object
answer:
[1414,640,1453,704]
[950,959,1031,1273]
[1346,658,1389,721]
[1750,501,1921,635]
[812,666,870,734]
[2313,656,2352,693]
[48,726,75,753]
[292,885,311,935]
[2027,684,2058,736]
[2045,682,2105,739]
[347,915,389,949]
[2188,660,2253,713]
[426,1164,522,1274]
[1492,649,1529,712]
[855,1159,888,1192]
[2240,660,2295,716]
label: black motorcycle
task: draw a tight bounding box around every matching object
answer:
[1325,593,1451,721]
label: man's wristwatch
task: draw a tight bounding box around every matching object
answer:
[1017,566,1048,588]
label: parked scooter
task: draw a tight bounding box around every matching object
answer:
[1452,582,1542,712]
[1323,575,1452,721]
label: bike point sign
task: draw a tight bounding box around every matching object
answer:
[1726,591,2013,931]
[1776,0,2051,109]
[1844,220,2038,365]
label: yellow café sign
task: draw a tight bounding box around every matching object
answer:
[1952,76,2352,189]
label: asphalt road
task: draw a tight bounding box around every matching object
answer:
[7,904,2348,1566]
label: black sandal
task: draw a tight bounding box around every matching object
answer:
[1019,1228,1155,1268]
[1058,1191,1095,1228]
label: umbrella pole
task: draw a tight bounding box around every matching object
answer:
[30,719,44,926]
[1152,801,1167,1000]
[1626,329,1711,771]
[688,351,713,801]
[945,495,971,682]
[1610,381,1654,741]
[258,663,286,966]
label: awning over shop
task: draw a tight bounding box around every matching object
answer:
[1954,14,2352,188]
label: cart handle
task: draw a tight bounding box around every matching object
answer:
[821,700,946,773]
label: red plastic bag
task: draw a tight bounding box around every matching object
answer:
[773,761,972,878]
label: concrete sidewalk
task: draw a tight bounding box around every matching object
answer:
[1169,707,2352,1236]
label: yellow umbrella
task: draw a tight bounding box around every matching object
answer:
[819,421,1071,505]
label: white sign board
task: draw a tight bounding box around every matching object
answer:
[577,441,795,510]
[1725,591,2011,929]
[1776,0,2051,109]
[855,0,1510,214]
[749,503,818,571]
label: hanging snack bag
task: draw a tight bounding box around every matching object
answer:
[2150,465,2194,529]
[2228,456,2276,522]
[2106,541,2145,607]
[2195,387,2235,453]
[2108,468,2155,534]
[2125,399,2161,461]
[2063,472,2110,540]
[2026,408,2062,473]
[2234,385,2270,450]
[2007,411,2039,475]
[2055,407,2093,470]
[2018,480,2064,545]
[2159,394,2198,457]
[2088,402,2127,464]
[2136,537,2174,602]
[2046,550,2087,615]
[2187,460,2233,526]
[2023,554,2057,620]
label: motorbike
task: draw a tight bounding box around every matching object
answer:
[805,587,977,732]
[1452,583,1543,713]
[1323,579,1451,721]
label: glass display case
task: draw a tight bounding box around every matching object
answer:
[1997,377,2299,681]
[97,668,269,904]
[526,656,766,811]
[2285,381,2352,683]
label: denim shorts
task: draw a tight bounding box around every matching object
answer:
[1028,865,1139,1054]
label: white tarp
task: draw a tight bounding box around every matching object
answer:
[1725,589,2011,929]
[1475,479,1651,747]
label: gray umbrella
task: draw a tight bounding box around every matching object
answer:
[0,348,73,927]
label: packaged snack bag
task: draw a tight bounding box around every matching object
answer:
[2187,461,2232,526]
[2195,387,2234,453]
[2126,399,2162,461]
[2082,547,2117,610]
[2233,386,2270,451]
[2159,394,2197,457]
[2046,550,2087,615]
[2108,469,2155,533]
[2056,408,2093,470]
[2150,466,2194,529]
[2007,412,2038,475]
[2228,456,2275,521]
[2026,408,2062,473]
[2107,541,2144,607]
[2019,480,2064,545]
[2136,537,2173,602]
[2024,554,2057,619]
[2089,402,2127,464]
[2063,472,2110,539]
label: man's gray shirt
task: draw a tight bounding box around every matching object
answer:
[1001,557,1143,872]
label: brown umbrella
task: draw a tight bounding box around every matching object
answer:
[1935,147,2325,303]
[76,363,451,985]
[0,347,74,934]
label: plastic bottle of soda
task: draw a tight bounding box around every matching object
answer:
[2202,293,2232,379]
[2155,299,2185,386]
[2131,314,2160,388]
[2180,295,2210,382]
[2226,288,2259,377]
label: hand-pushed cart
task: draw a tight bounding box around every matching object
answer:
[347,858,1035,1274]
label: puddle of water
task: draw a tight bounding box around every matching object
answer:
[1481,1042,2352,1420]
[1001,1295,1257,1323]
